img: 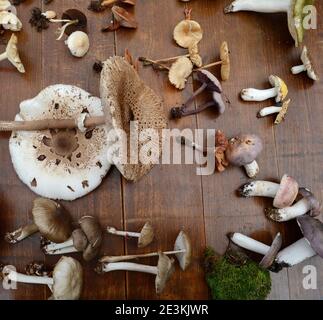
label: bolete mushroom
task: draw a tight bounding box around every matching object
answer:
[3,256,83,300]
[9,84,112,201]
[168,56,193,90]
[0,10,22,31]
[224,0,315,47]
[65,31,90,57]
[5,197,72,244]
[238,174,299,209]
[241,75,288,103]
[43,216,103,262]
[102,5,138,31]
[257,99,291,125]
[107,222,154,248]
[100,230,192,271]
[225,134,263,178]
[95,252,175,294]
[266,187,321,222]
[291,46,319,81]
[0,33,25,73]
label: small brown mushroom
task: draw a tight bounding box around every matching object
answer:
[102,5,138,31]
[88,0,136,12]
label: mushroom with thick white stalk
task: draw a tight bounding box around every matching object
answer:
[257,99,291,125]
[225,134,263,178]
[266,187,321,222]
[5,197,72,244]
[96,252,175,294]
[224,0,315,47]
[43,216,103,262]
[0,33,25,73]
[107,222,154,248]
[8,84,112,201]
[238,174,299,209]
[241,75,288,103]
[291,46,319,81]
[65,31,89,57]
[100,230,192,271]
[0,10,22,31]
[2,256,83,300]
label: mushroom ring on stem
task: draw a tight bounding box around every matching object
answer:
[266,187,321,222]
[5,197,72,244]
[224,0,315,47]
[96,252,175,294]
[43,216,103,262]
[241,75,288,103]
[3,256,83,300]
[107,222,154,248]
[225,134,263,178]
[100,230,192,271]
[238,174,299,209]
[291,46,319,81]
[257,99,291,125]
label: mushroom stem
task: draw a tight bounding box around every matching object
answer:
[156,54,190,63]
[56,20,79,40]
[0,116,106,132]
[238,180,280,198]
[43,238,74,252]
[291,64,307,74]
[244,160,259,178]
[100,249,186,263]
[6,269,54,285]
[230,233,271,255]
[101,262,158,275]
[107,226,140,238]
[5,224,39,244]
[45,246,79,255]
[241,87,277,101]
[0,51,7,61]
[183,82,208,107]
[224,0,291,13]
[138,57,170,70]
[195,60,222,71]
[265,198,312,222]
[49,19,74,23]
[258,106,282,117]
[177,136,214,153]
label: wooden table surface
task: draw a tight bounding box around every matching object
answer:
[0,0,322,300]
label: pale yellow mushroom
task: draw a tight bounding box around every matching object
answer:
[168,56,193,90]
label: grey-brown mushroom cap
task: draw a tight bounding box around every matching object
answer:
[155,252,175,295]
[52,256,83,300]
[174,230,192,271]
[273,175,299,209]
[197,70,222,93]
[32,198,73,243]
[138,222,154,248]
[297,215,323,258]
[299,188,321,217]
[72,228,88,251]
[259,233,282,269]
[225,134,263,166]
[301,46,319,81]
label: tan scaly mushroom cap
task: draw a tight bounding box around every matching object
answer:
[9,85,112,201]
[1,33,25,73]
[155,252,175,294]
[174,230,192,271]
[169,56,193,90]
[220,41,230,81]
[173,17,203,49]
[52,256,83,300]
[0,10,22,31]
[274,99,291,125]
[138,222,154,248]
[33,198,73,243]
[100,56,168,181]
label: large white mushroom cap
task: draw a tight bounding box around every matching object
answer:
[9,85,112,201]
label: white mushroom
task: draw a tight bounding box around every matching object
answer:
[0,0,16,14]
[0,10,22,31]
[65,31,90,58]
[9,85,112,201]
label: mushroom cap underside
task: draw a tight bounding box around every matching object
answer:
[9,85,111,201]
[155,252,175,294]
[274,99,291,125]
[174,230,192,271]
[269,75,288,102]
[138,221,154,248]
[173,19,203,48]
[301,46,319,81]
[169,56,193,90]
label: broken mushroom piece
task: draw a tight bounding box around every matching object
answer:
[241,75,288,103]
[168,56,193,90]
[3,256,83,300]
[238,174,299,209]
[291,46,319,81]
[0,33,25,73]
[102,5,138,31]
[43,216,103,262]
[266,187,321,222]
[224,0,314,47]
[96,252,175,294]
[100,230,192,271]
[225,134,263,178]
[0,10,22,31]
[65,31,89,57]
[257,99,291,125]
[9,84,112,201]
[107,222,154,248]
[5,197,72,244]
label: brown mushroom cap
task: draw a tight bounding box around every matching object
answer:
[138,222,154,248]
[225,134,263,166]
[155,252,175,294]
[174,231,192,271]
[112,6,138,28]
[61,9,87,36]
[72,228,88,251]
[220,41,230,81]
[259,233,282,269]
[299,188,321,217]
[173,19,203,49]
[273,174,299,209]
[32,198,72,243]
[196,69,222,93]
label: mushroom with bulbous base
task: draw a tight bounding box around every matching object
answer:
[257,99,291,125]
[107,222,154,248]
[96,252,175,294]
[100,230,192,271]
